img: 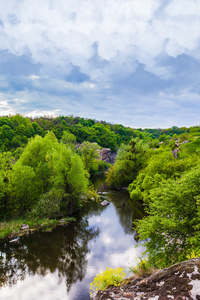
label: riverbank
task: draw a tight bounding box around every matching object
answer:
[0,216,75,240]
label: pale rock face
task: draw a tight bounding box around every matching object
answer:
[98,148,116,164]
[91,257,200,299]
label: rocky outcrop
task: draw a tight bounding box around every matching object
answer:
[99,148,116,164]
[172,148,178,159]
[172,140,190,159]
[181,140,189,145]
[91,257,200,299]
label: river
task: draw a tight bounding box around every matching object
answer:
[0,176,145,300]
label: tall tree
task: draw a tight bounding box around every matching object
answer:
[136,166,200,268]
[106,138,148,188]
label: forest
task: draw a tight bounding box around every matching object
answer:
[1,114,200,269]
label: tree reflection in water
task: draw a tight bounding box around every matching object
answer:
[0,176,146,299]
[0,214,100,292]
[93,174,145,235]
[107,190,145,235]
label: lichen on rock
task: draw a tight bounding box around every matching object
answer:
[90,257,200,299]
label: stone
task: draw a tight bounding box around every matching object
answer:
[172,148,178,158]
[9,237,19,243]
[60,219,65,223]
[181,140,190,145]
[91,257,200,299]
[21,224,29,231]
[101,200,110,206]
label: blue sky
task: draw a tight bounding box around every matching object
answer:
[0,0,200,128]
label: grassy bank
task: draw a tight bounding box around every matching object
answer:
[0,216,75,240]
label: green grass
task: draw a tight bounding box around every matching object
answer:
[129,257,159,278]
[0,216,75,239]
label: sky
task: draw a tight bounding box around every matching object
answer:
[0,0,200,128]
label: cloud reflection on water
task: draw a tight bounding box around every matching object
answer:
[0,191,145,300]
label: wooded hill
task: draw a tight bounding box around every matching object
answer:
[1,114,200,154]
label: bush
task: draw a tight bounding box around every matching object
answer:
[136,166,200,268]
[90,267,126,293]
[186,250,200,259]
[130,257,157,278]
[86,185,100,201]
[30,188,64,219]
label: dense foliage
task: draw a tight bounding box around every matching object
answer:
[0,129,110,221]
[106,138,149,188]
[128,148,195,203]
[1,114,200,270]
[105,130,200,267]
[137,167,200,267]
[0,114,152,153]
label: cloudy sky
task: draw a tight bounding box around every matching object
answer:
[0,0,200,128]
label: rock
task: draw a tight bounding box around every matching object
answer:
[9,237,19,243]
[21,224,29,231]
[181,140,190,145]
[101,200,110,206]
[91,257,200,299]
[60,219,65,223]
[172,148,178,158]
[98,148,116,164]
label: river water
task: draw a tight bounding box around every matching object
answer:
[0,176,145,300]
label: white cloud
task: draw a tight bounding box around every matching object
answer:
[0,0,200,127]
[0,273,68,300]
[26,109,60,118]
[0,0,200,81]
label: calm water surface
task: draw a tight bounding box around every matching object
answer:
[0,176,145,300]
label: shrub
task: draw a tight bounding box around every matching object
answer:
[29,188,64,219]
[90,267,126,293]
[186,250,200,259]
[86,185,100,201]
[129,257,157,278]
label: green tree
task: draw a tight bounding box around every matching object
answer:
[128,148,189,203]
[5,132,89,217]
[106,138,148,188]
[0,152,14,219]
[8,165,37,215]
[136,166,200,268]
[78,142,100,177]
[61,131,76,149]
[7,132,60,216]
[50,144,88,214]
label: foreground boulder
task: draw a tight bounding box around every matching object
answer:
[91,257,200,299]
